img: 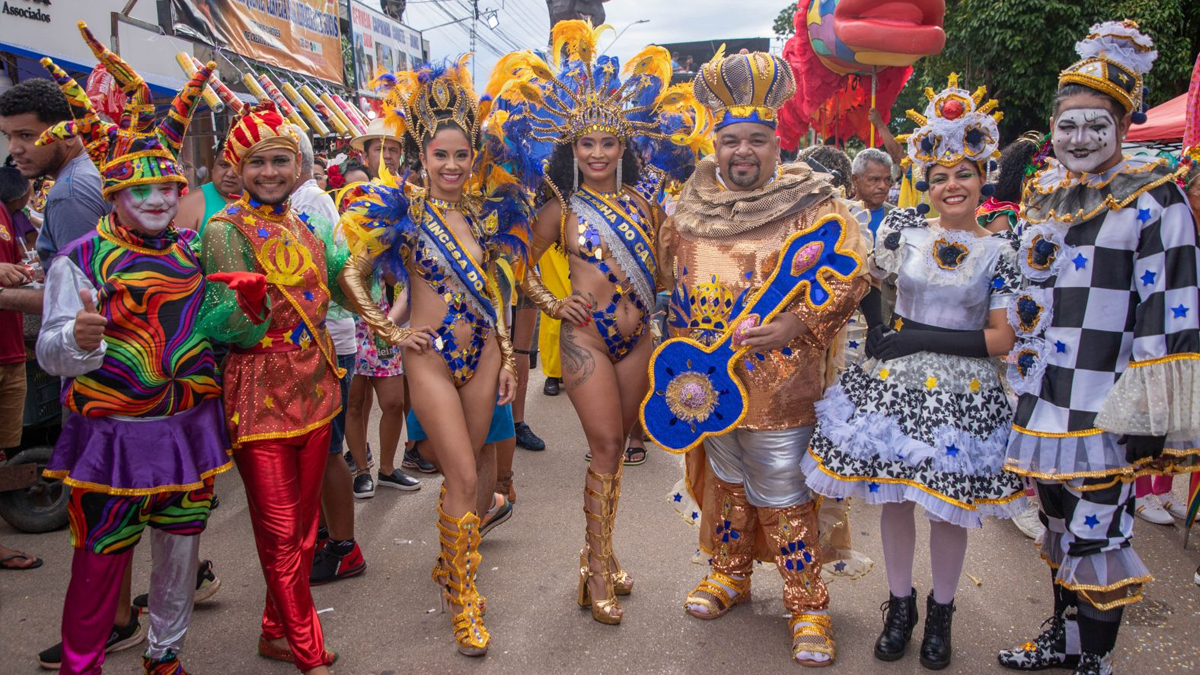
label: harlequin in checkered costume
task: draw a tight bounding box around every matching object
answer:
[657,51,869,667]
[997,22,1200,675]
[33,21,260,675]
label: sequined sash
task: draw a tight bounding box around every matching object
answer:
[572,186,657,308]
[421,203,497,325]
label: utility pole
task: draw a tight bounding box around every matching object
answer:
[471,0,479,80]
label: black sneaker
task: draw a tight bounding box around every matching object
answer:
[378,469,422,491]
[514,421,546,451]
[134,560,221,609]
[343,445,375,473]
[353,472,376,499]
[543,376,561,396]
[402,444,438,473]
[37,612,146,669]
[998,610,1080,671]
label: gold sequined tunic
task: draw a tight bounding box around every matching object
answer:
[663,157,869,430]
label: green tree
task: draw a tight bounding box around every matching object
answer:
[775,2,798,38]
[887,0,1198,140]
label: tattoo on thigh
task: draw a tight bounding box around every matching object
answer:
[560,322,595,387]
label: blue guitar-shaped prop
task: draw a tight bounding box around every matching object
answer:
[640,214,860,454]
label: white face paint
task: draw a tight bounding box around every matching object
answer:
[114,183,181,234]
[1052,108,1119,174]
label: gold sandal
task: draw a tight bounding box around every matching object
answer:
[684,571,752,620]
[434,499,489,656]
[790,613,836,667]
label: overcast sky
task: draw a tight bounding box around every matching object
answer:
[370,0,787,88]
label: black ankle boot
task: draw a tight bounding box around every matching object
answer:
[920,592,955,670]
[874,588,918,661]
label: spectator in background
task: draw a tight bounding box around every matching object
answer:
[176,144,243,235]
[798,144,853,196]
[849,148,895,239]
[342,161,370,186]
[0,165,36,252]
[314,156,330,192]
[350,118,403,180]
[0,78,109,266]
[0,192,39,572]
[671,52,682,72]
[292,132,371,585]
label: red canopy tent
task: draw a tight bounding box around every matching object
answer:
[1126,93,1186,142]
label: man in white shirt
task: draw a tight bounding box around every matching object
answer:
[291,133,370,584]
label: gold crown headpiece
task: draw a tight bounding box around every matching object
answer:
[693,50,795,130]
[374,55,480,152]
[484,20,678,143]
[1059,20,1157,117]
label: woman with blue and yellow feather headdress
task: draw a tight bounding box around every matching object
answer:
[335,54,534,658]
[483,19,711,626]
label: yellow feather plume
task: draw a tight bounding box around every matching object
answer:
[550,19,612,67]
[624,45,672,86]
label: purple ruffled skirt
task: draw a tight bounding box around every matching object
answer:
[46,397,232,494]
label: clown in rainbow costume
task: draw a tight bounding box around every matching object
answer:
[654,51,868,667]
[336,55,533,657]
[482,19,709,627]
[997,22,1200,675]
[34,21,265,675]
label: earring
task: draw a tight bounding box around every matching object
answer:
[616,157,623,190]
[572,157,579,193]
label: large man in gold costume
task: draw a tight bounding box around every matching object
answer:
[659,52,868,667]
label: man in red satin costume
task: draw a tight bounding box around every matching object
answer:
[198,101,348,675]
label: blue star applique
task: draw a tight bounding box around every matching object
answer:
[833,561,847,572]
[848,341,860,349]
[946,444,960,457]
[1137,207,1152,223]
[1173,304,1190,319]
[1072,253,1088,270]
[303,291,314,301]
[1140,270,1157,286]
[691,511,699,521]
[1084,514,1100,529]
[256,227,270,239]
[1055,341,1067,354]
[868,482,881,493]
[672,493,683,503]
[992,276,1005,290]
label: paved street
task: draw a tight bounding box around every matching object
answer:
[3,370,1199,675]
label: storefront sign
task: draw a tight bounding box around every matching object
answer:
[1,0,51,24]
[349,0,424,97]
[170,0,343,84]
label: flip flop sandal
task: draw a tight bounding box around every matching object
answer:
[585,452,592,462]
[623,446,648,465]
[0,552,43,570]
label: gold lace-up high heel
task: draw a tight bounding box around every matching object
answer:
[578,466,624,624]
[434,499,489,656]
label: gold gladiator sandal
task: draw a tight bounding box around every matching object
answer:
[609,467,633,595]
[578,466,623,625]
[761,502,834,667]
[684,478,758,620]
[434,502,490,656]
[432,487,486,616]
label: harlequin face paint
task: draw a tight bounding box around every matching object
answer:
[1052,108,1118,174]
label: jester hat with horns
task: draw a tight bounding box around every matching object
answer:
[37,21,215,200]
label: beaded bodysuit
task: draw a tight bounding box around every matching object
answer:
[566,185,658,363]
[410,198,498,387]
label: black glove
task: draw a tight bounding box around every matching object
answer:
[865,325,887,359]
[1118,434,1167,464]
[860,287,885,330]
[871,328,989,361]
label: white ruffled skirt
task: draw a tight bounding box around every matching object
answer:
[802,351,1026,528]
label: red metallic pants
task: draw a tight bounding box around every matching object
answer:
[234,425,332,672]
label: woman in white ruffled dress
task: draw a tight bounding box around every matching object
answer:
[801,80,1026,670]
